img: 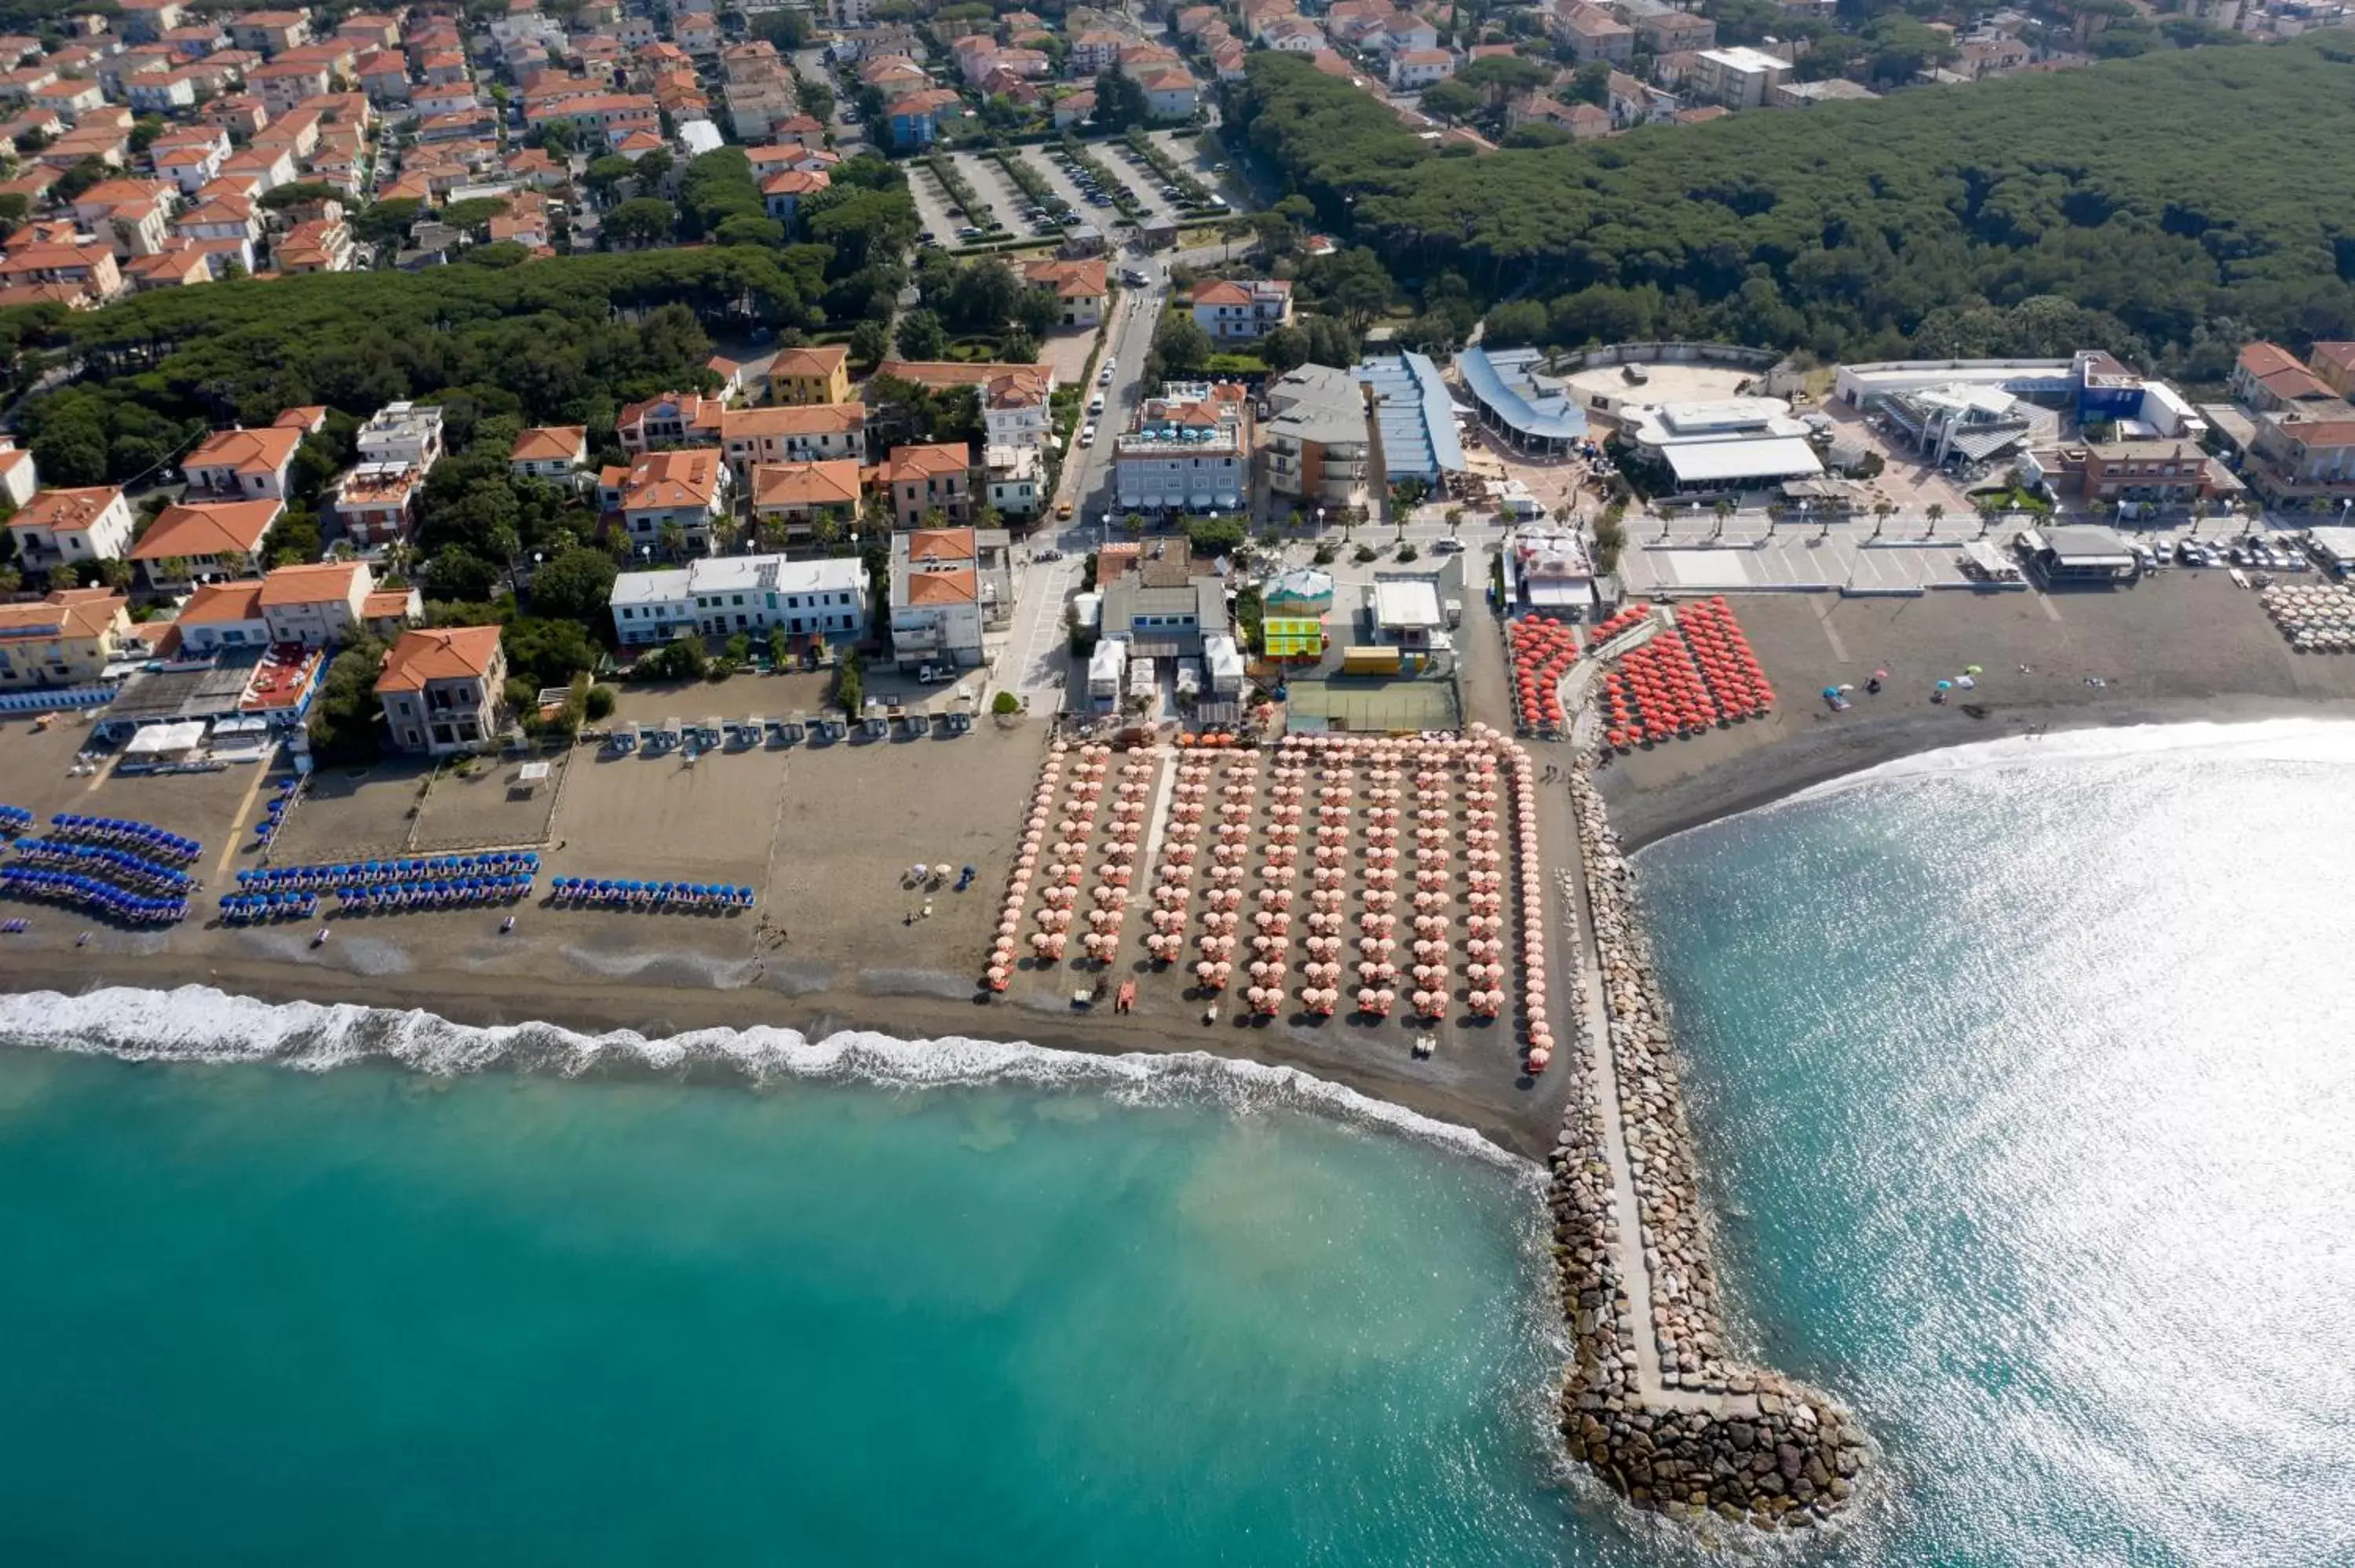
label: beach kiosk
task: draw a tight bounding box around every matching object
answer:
[1203,633,1246,698]
[648,716,683,752]
[604,720,640,756]
[1261,617,1326,664]
[1087,638,1128,706]
[2028,525,2138,586]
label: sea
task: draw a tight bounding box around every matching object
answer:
[2,720,2352,1566]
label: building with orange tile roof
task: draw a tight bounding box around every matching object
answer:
[615,389,728,454]
[0,589,131,689]
[183,423,304,499]
[601,449,732,553]
[750,458,863,544]
[887,525,1009,669]
[375,625,506,754]
[877,443,975,528]
[360,585,423,641]
[759,167,829,221]
[8,484,133,569]
[168,578,270,655]
[1020,257,1107,328]
[509,425,589,480]
[874,360,1054,449]
[257,560,374,645]
[768,344,852,407]
[128,498,285,589]
[717,400,866,474]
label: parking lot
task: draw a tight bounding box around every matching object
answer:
[926,138,1232,252]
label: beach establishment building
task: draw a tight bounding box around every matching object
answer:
[1357,352,1466,487]
[374,625,506,757]
[1102,574,1228,661]
[1620,397,1823,492]
[1262,365,1373,515]
[1835,352,2207,439]
[2020,524,2138,585]
[2302,527,2355,576]
[1456,345,1588,455]
[1502,525,1598,617]
[1366,577,1448,653]
[610,553,869,647]
[1265,567,1336,615]
[1877,383,2037,467]
[888,525,1012,669]
[2020,440,2240,515]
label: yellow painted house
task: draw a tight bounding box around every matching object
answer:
[770,343,851,407]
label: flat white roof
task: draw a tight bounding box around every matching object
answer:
[612,553,865,607]
[2305,527,2355,564]
[1374,578,1443,629]
[1700,46,1791,72]
[1663,436,1823,484]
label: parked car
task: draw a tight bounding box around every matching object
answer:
[915,663,955,685]
[1081,421,1097,445]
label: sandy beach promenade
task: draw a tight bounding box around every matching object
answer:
[0,698,1569,1157]
[8,556,2355,1164]
[1592,574,2355,848]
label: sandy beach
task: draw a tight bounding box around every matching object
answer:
[1590,573,2355,848]
[9,555,2354,1161]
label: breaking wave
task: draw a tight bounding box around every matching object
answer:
[0,984,1537,1179]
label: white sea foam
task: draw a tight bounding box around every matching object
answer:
[0,983,1537,1179]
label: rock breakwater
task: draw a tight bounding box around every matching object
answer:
[1546,744,1871,1530]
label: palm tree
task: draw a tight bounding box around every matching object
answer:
[1711,498,1733,540]
[811,512,845,556]
[658,520,686,560]
[1872,500,1893,539]
[1925,502,1945,538]
[1123,512,1145,538]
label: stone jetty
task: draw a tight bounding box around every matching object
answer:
[1545,742,1870,1529]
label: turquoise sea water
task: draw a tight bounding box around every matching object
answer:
[4,721,2353,1566]
[0,1034,1600,1567]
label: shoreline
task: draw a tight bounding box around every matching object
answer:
[1598,694,2355,853]
[0,950,1557,1162]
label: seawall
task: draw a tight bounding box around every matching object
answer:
[1545,743,1871,1529]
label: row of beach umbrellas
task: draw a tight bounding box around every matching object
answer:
[218,891,319,924]
[48,813,199,865]
[0,866,188,924]
[549,877,754,910]
[329,877,534,911]
[239,852,542,892]
[7,838,192,895]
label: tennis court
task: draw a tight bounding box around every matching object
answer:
[1283,675,1461,733]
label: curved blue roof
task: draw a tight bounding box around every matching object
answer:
[1357,352,1466,482]
[1457,346,1588,443]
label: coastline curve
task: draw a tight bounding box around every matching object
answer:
[0,982,1548,1180]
